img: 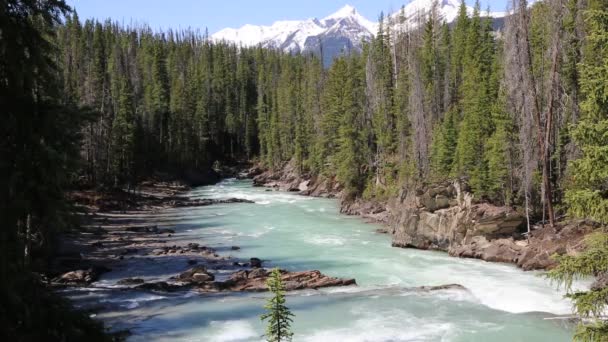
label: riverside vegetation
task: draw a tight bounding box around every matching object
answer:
[1,0,608,340]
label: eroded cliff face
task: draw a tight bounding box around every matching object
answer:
[388,182,523,250]
[386,181,595,270]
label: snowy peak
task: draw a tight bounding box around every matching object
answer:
[322,4,378,34]
[390,0,506,28]
[323,4,358,20]
[212,1,508,65]
[212,4,377,53]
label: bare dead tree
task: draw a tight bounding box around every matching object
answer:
[506,0,562,227]
[407,11,430,178]
[505,0,538,234]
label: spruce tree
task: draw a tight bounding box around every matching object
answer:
[111,76,136,187]
[318,58,348,174]
[548,233,608,341]
[564,0,608,225]
[453,3,496,195]
[430,107,458,179]
[336,55,366,199]
[261,268,295,342]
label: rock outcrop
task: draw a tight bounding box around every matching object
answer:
[250,160,341,198]
[53,266,111,285]
[177,265,215,283]
[386,180,598,270]
[215,268,356,292]
[448,219,597,270]
[389,181,524,251]
[340,199,389,223]
[414,284,467,292]
[249,257,263,268]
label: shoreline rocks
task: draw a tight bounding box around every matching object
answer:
[171,198,254,207]
[247,162,599,271]
[58,180,358,299]
[127,268,357,294]
[249,160,341,198]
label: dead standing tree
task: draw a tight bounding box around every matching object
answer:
[506,0,564,228]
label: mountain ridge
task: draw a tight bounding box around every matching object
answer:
[212,1,507,65]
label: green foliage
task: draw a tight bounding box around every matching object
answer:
[483,88,516,204]
[335,56,367,199]
[430,107,458,180]
[547,232,608,341]
[449,0,470,100]
[111,76,136,186]
[369,17,397,166]
[565,0,608,225]
[1,0,108,339]
[451,3,500,197]
[261,268,295,342]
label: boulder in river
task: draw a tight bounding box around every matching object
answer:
[135,281,185,292]
[178,265,215,283]
[213,269,356,292]
[157,228,175,234]
[414,284,467,292]
[250,257,263,268]
[171,198,254,207]
[192,273,214,283]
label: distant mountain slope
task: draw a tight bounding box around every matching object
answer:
[212,1,507,65]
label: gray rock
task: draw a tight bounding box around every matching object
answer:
[250,257,262,268]
[192,273,214,283]
[117,278,145,285]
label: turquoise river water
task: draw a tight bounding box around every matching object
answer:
[65,179,576,341]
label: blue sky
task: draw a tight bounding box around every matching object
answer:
[66,0,510,33]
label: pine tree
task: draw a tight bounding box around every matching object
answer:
[261,269,295,342]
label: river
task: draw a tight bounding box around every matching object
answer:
[65,179,574,341]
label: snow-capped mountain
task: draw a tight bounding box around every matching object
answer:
[213,5,376,65]
[391,0,506,26]
[212,1,507,65]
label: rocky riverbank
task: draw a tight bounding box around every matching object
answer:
[52,180,356,295]
[247,161,597,271]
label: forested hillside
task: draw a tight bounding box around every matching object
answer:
[57,0,605,225]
